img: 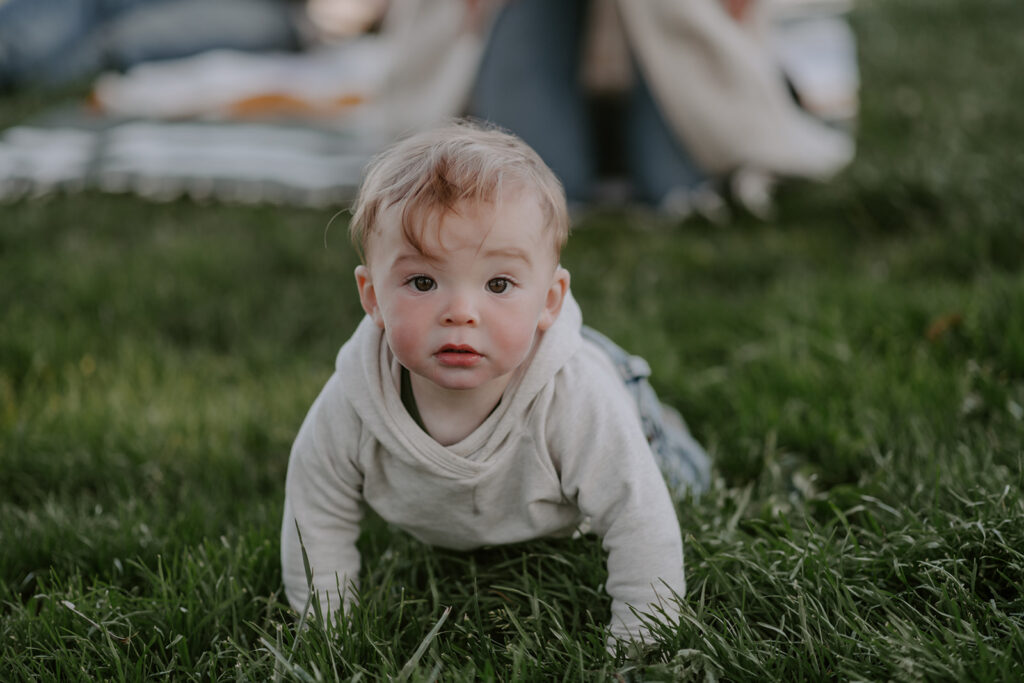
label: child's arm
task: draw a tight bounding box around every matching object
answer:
[549,357,687,644]
[281,373,365,621]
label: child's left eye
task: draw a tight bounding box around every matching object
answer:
[487,278,511,294]
[409,276,435,291]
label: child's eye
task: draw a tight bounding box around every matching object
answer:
[409,276,435,292]
[487,278,511,294]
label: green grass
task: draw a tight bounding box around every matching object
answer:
[2,0,1023,679]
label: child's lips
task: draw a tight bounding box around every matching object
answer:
[435,344,482,367]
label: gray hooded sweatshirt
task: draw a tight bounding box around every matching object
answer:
[281,293,685,641]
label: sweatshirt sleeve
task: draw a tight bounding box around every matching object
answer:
[281,372,365,621]
[547,349,686,644]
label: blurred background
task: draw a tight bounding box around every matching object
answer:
[1,0,1023,679]
[0,0,860,213]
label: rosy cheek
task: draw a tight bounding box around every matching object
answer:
[491,314,536,365]
[382,301,426,359]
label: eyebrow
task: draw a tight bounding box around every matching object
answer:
[391,247,533,269]
[392,252,434,267]
[388,249,450,271]
[481,246,532,265]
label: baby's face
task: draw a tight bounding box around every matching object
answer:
[356,192,567,393]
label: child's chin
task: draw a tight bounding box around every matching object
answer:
[430,374,488,391]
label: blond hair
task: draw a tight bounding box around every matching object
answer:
[349,119,570,261]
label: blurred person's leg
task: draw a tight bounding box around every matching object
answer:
[0,0,107,87]
[469,0,595,203]
[626,68,708,207]
[0,0,297,89]
[104,0,300,70]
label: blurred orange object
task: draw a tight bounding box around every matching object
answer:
[227,92,366,118]
[721,0,756,22]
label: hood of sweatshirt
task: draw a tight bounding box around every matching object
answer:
[335,290,584,480]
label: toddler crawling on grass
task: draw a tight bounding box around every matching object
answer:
[281,120,710,645]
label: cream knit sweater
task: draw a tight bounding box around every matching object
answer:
[281,294,685,641]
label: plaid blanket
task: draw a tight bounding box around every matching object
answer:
[0,108,376,207]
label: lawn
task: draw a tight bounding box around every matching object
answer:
[2,0,1023,679]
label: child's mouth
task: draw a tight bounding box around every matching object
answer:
[436,345,481,367]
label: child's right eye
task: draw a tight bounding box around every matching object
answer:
[410,276,435,292]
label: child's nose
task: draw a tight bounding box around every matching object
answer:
[442,292,478,326]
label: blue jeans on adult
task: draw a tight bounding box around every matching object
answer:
[468,0,705,206]
[0,0,298,89]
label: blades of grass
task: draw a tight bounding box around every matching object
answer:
[395,606,451,683]
[295,522,318,632]
[260,635,318,683]
[290,522,342,681]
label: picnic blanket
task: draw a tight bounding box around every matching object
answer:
[0,0,485,208]
[0,110,378,207]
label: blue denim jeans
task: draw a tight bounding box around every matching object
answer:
[468,0,706,205]
[582,326,711,495]
[0,0,297,88]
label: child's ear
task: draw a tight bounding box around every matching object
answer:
[538,267,570,331]
[355,265,385,328]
